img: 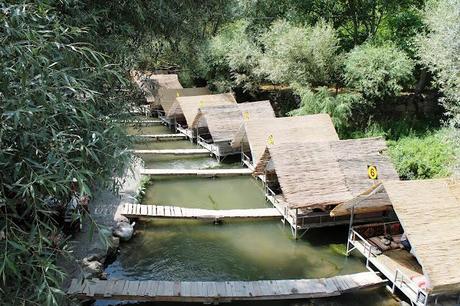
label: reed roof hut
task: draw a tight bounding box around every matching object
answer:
[255,137,399,210]
[334,179,460,294]
[130,71,182,104]
[167,93,237,127]
[232,114,339,164]
[191,101,275,142]
[157,87,211,114]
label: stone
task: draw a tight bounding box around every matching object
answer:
[81,256,104,279]
[112,221,136,241]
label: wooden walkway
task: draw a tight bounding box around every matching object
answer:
[132,149,209,155]
[135,134,188,141]
[67,272,385,302]
[120,204,281,220]
[140,168,252,177]
[114,119,162,125]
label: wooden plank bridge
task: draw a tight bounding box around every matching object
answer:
[134,134,188,141]
[140,168,252,177]
[120,203,281,220]
[114,119,163,125]
[67,272,385,302]
[132,148,210,155]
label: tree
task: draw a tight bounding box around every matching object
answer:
[257,20,340,86]
[206,20,263,92]
[343,44,414,101]
[416,0,460,125]
[0,2,131,304]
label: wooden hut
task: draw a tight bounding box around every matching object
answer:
[167,93,237,139]
[253,137,399,238]
[130,70,182,107]
[191,101,275,161]
[333,179,460,306]
[156,87,211,127]
[231,114,339,169]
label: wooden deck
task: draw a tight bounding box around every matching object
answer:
[134,134,188,141]
[120,204,281,220]
[140,168,252,177]
[68,272,385,302]
[114,119,162,125]
[132,149,209,155]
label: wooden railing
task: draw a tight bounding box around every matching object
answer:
[197,135,218,155]
[393,269,428,306]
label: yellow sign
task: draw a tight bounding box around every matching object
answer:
[368,165,378,180]
[199,100,205,108]
[267,134,274,145]
[243,111,250,121]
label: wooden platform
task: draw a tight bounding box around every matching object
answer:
[67,272,385,302]
[140,168,252,177]
[120,204,281,220]
[132,149,209,155]
[114,119,162,125]
[135,134,188,141]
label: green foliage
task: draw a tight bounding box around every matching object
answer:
[289,86,362,134]
[416,0,460,125]
[0,2,131,304]
[344,44,414,101]
[258,20,340,86]
[206,20,263,92]
[388,131,455,179]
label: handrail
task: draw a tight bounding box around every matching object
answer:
[394,269,426,298]
[197,135,218,155]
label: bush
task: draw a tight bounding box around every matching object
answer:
[344,44,414,101]
[388,131,455,179]
[289,86,362,134]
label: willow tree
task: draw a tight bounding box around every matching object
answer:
[0,2,131,304]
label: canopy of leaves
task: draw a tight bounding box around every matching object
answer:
[343,44,414,100]
[257,20,339,86]
[0,2,131,304]
[416,0,460,125]
[206,20,263,92]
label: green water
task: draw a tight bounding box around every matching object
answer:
[99,123,399,305]
[126,125,173,135]
[142,176,267,209]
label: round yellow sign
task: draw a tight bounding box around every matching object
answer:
[368,165,378,180]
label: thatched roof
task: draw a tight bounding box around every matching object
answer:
[232,114,339,163]
[191,101,275,142]
[167,93,237,127]
[254,138,399,210]
[329,183,394,217]
[157,87,211,114]
[354,179,460,294]
[130,71,182,104]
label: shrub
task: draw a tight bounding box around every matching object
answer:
[289,86,362,134]
[388,131,455,179]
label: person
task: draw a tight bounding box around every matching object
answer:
[400,232,411,251]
